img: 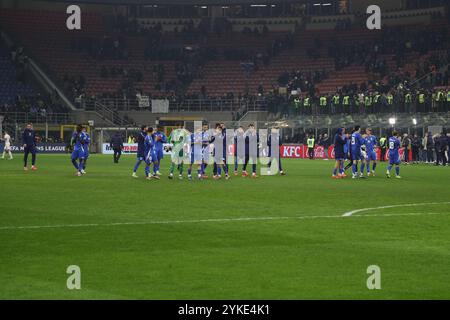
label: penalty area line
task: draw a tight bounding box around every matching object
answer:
[0,211,449,231]
[342,202,450,217]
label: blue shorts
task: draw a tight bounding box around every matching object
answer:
[154,149,164,161]
[351,150,364,161]
[389,153,400,165]
[367,151,377,161]
[71,149,85,160]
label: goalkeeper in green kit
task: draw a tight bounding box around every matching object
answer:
[168,126,190,180]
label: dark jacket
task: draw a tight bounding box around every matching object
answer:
[110,135,124,150]
[22,128,36,146]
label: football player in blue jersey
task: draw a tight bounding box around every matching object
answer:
[144,127,159,180]
[386,131,402,179]
[351,125,366,179]
[132,125,148,178]
[152,125,167,176]
[332,127,347,179]
[70,124,88,177]
[364,128,378,176]
[81,126,90,174]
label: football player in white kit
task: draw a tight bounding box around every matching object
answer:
[1,131,13,160]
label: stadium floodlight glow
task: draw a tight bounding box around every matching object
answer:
[201,6,207,9]
[322,3,332,5]
[389,118,396,125]
[313,3,321,6]
[250,4,267,7]
[412,118,417,125]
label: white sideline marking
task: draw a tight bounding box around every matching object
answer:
[342,202,450,217]
[0,211,449,231]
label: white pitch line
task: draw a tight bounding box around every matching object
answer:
[342,202,450,217]
[0,211,449,231]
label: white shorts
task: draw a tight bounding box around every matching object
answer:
[4,144,11,151]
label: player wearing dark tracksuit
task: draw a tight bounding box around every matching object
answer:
[23,123,37,170]
[110,133,124,163]
[132,125,148,178]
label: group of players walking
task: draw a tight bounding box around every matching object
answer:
[332,125,402,179]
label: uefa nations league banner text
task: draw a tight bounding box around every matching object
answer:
[0,143,67,154]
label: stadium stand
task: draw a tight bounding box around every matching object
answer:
[0,42,34,106]
[0,4,448,120]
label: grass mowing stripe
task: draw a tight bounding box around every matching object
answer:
[1,211,449,231]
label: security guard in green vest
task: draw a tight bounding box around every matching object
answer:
[418,92,425,112]
[293,97,301,115]
[436,90,445,112]
[307,135,315,160]
[386,93,394,106]
[342,94,350,112]
[364,94,372,112]
[431,91,437,110]
[319,95,327,113]
[379,136,387,162]
[404,91,412,113]
[332,93,340,113]
[303,95,311,114]
[372,92,381,113]
[354,94,360,110]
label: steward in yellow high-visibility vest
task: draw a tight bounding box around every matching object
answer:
[293,97,301,109]
[354,95,360,107]
[405,93,412,104]
[320,96,327,107]
[332,94,340,106]
[307,136,315,160]
[373,93,381,104]
[387,93,393,105]
[418,93,425,104]
[447,90,450,102]
[436,90,445,102]
[343,95,350,107]
[303,97,310,107]
[364,95,372,107]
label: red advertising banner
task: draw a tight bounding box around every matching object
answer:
[280,144,412,160]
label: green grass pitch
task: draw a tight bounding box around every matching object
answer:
[0,154,449,299]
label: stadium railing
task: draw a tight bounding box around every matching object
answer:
[83,98,268,113]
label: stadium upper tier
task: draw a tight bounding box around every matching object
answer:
[0,42,34,105]
[0,8,448,106]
